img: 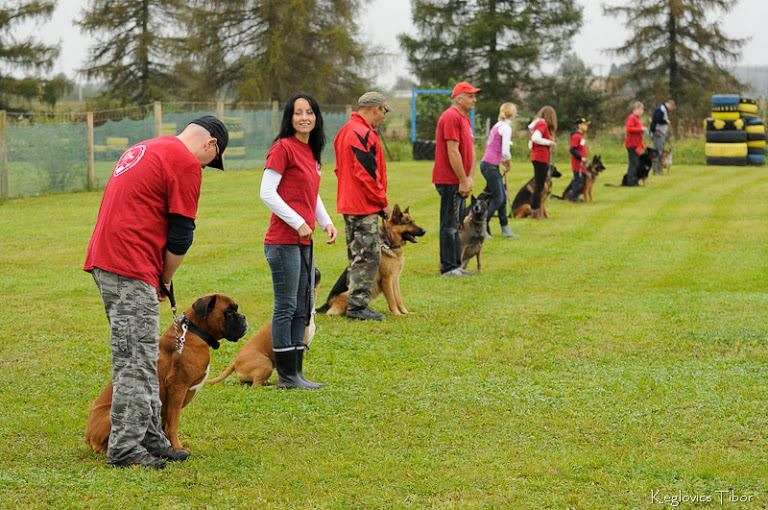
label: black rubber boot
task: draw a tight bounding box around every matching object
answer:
[296,346,323,389]
[275,348,321,389]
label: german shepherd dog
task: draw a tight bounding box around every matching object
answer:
[610,148,657,187]
[316,205,425,316]
[512,164,562,218]
[552,154,606,202]
[460,194,489,272]
[660,147,672,174]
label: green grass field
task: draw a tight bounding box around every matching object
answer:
[1,160,767,509]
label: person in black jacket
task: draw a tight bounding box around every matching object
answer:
[649,100,675,175]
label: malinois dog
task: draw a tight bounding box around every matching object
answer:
[460,194,489,271]
[316,204,425,316]
[511,164,562,218]
[553,154,606,202]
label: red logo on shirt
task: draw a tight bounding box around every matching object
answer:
[114,145,146,177]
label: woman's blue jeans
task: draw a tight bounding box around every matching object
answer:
[480,161,508,227]
[264,243,314,350]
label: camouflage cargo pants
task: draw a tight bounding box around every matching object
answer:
[343,214,381,310]
[91,268,171,464]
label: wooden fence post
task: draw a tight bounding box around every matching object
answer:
[154,101,162,138]
[272,100,280,136]
[86,112,95,191]
[0,111,7,199]
[216,100,225,120]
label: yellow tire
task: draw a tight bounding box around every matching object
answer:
[747,140,766,149]
[704,142,748,157]
[738,103,759,114]
[746,124,766,134]
[711,111,741,121]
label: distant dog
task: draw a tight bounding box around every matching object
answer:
[512,164,562,218]
[208,270,320,387]
[610,148,657,187]
[85,294,248,453]
[460,194,489,271]
[317,204,425,316]
[553,155,606,202]
[661,147,672,174]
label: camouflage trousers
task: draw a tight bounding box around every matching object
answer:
[343,214,381,310]
[91,268,171,464]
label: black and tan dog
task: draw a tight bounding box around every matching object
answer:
[85,294,248,453]
[207,270,320,387]
[460,194,489,271]
[317,204,425,316]
[553,155,606,202]
[610,148,657,186]
[512,164,562,218]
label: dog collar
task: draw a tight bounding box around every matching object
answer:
[178,314,220,350]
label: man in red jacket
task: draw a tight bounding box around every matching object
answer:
[624,101,645,186]
[333,91,390,320]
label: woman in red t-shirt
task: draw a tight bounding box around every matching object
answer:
[260,92,338,389]
[528,105,557,219]
[624,101,645,186]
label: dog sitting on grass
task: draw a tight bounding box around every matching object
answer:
[460,195,489,272]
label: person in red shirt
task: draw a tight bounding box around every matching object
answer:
[260,93,338,389]
[567,117,589,201]
[333,91,390,320]
[624,101,645,186]
[433,81,481,276]
[84,115,229,469]
[527,105,558,219]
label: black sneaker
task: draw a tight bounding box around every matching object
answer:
[151,446,190,462]
[346,306,384,321]
[110,453,166,469]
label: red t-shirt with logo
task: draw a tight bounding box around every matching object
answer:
[530,119,552,163]
[83,136,202,286]
[432,106,474,185]
[570,131,587,172]
[264,136,321,245]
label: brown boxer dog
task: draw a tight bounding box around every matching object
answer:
[85,293,248,453]
[207,270,320,387]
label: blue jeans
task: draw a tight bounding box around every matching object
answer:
[264,244,314,350]
[480,161,508,227]
[570,171,585,199]
[435,184,465,274]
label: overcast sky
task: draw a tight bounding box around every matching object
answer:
[25,0,768,87]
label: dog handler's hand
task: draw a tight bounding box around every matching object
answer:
[158,278,172,302]
[297,223,313,241]
[324,223,338,244]
[458,179,472,198]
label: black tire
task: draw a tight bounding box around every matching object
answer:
[706,157,747,166]
[747,132,766,141]
[705,118,745,131]
[748,146,765,155]
[706,130,747,142]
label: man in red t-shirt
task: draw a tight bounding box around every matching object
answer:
[83,116,228,469]
[433,81,480,277]
[334,91,390,320]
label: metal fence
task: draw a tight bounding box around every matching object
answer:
[0,101,352,199]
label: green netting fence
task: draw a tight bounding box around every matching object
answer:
[0,101,351,199]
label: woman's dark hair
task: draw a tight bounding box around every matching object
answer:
[275,92,326,163]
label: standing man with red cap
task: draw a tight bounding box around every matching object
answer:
[84,115,228,469]
[433,81,481,277]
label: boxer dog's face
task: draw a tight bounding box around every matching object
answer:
[192,294,248,345]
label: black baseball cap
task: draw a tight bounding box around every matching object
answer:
[189,115,228,170]
[574,117,590,125]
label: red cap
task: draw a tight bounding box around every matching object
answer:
[451,81,481,98]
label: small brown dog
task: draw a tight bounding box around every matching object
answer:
[317,205,425,316]
[85,294,248,453]
[207,270,320,387]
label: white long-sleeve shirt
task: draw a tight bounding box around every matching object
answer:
[259,168,332,230]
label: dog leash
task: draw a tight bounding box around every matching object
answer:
[162,279,188,354]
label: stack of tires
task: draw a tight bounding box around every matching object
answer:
[412,139,436,161]
[706,95,747,166]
